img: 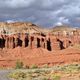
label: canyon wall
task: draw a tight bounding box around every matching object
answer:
[0,30,80,51]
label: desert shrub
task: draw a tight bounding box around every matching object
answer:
[60,64,79,74]
[24,65,29,69]
[34,70,41,73]
[52,74,61,80]
[60,66,66,71]
[15,60,24,69]
[9,71,26,79]
[30,64,38,69]
[39,77,49,80]
[42,64,49,68]
[77,65,80,71]
[43,78,49,80]
[73,63,79,66]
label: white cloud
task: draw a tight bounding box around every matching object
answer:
[0,0,80,27]
[55,22,63,26]
[59,17,65,21]
[55,10,62,14]
[59,17,69,24]
[6,20,16,23]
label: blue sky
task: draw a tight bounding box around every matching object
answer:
[0,0,80,27]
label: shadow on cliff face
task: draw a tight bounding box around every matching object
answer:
[57,39,65,49]
[25,38,29,47]
[47,38,52,51]
[0,38,5,48]
[37,38,41,48]
[41,38,45,48]
[17,38,22,47]
[37,37,52,51]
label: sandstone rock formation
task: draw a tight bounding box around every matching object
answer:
[0,22,79,68]
[0,22,43,35]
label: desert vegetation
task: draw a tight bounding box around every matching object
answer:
[8,63,80,80]
[15,60,24,69]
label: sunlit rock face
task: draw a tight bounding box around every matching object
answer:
[0,22,43,35]
[0,22,80,68]
[0,22,80,50]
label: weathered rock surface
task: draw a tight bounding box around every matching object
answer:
[0,22,79,68]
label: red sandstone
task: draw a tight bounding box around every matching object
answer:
[0,22,79,68]
[0,32,79,67]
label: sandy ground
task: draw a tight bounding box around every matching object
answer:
[0,47,80,67]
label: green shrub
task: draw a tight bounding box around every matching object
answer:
[34,70,41,73]
[30,64,38,69]
[43,77,49,80]
[77,65,80,71]
[9,72,26,79]
[15,60,23,69]
[52,74,61,80]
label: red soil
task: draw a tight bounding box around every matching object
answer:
[0,47,80,68]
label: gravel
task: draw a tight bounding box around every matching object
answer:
[0,70,13,80]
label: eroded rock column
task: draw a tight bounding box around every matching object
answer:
[14,37,18,47]
[10,37,15,48]
[73,30,79,45]
[29,36,34,49]
[51,37,61,50]
[5,37,9,48]
[41,38,45,48]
